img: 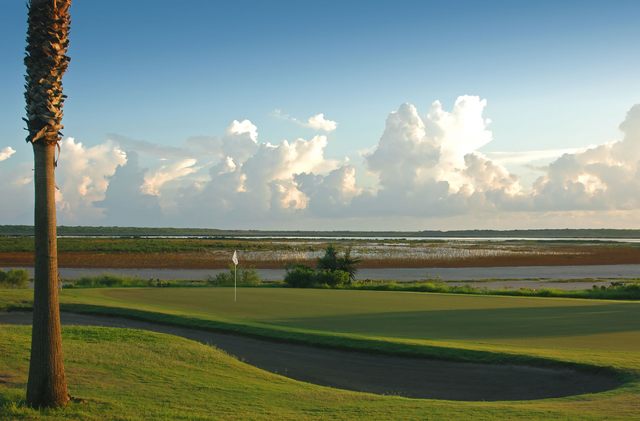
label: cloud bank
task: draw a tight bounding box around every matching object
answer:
[3,96,640,229]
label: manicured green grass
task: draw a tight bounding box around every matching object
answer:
[4,325,492,420]
[61,288,640,353]
[1,287,639,419]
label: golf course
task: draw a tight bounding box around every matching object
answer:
[1,287,639,419]
[4,0,640,418]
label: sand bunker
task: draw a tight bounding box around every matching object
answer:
[0,311,623,401]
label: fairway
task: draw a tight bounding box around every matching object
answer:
[65,287,640,353]
[2,287,640,419]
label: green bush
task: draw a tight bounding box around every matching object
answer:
[72,274,147,288]
[67,275,208,288]
[0,269,30,288]
[314,269,349,287]
[317,244,361,283]
[206,266,262,286]
[239,267,262,286]
[317,245,340,271]
[284,265,349,288]
[284,265,318,288]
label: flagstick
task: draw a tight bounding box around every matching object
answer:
[234,263,237,302]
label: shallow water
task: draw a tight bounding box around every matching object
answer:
[5,264,640,287]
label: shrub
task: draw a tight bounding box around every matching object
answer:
[337,248,361,283]
[206,266,262,286]
[239,267,262,286]
[72,274,147,288]
[0,269,29,288]
[207,272,232,286]
[284,265,349,288]
[314,269,349,287]
[317,245,339,271]
[317,245,360,283]
[284,265,317,288]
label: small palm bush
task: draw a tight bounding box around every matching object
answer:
[0,269,30,288]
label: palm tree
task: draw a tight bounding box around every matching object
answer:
[24,0,71,408]
[338,247,361,283]
[317,244,340,271]
[317,245,361,283]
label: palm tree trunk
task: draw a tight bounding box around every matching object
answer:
[27,142,68,408]
[24,0,71,408]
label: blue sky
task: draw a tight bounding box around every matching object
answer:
[1,1,640,229]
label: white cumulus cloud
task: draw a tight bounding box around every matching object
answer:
[227,119,258,142]
[306,113,337,132]
[142,158,198,196]
[55,138,127,223]
[532,104,640,211]
[359,96,521,217]
[272,109,338,132]
[0,147,16,162]
[6,96,640,229]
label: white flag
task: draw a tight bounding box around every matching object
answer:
[232,250,238,266]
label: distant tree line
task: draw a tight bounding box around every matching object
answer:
[2,225,640,238]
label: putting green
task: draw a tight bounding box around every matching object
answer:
[65,287,640,353]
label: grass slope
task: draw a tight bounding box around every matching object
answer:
[1,288,639,419]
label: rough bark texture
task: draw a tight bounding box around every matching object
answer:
[27,143,68,408]
[25,0,71,408]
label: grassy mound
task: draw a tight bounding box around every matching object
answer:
[1,325,420,420]
[0,325,604,421]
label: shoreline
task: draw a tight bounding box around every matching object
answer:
[3,264,640,287]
